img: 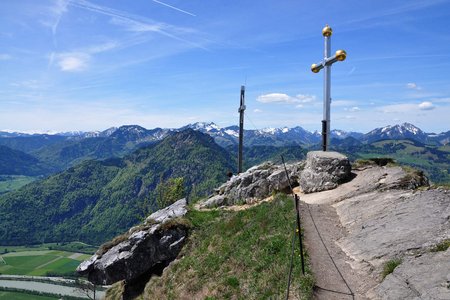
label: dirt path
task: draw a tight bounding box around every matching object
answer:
[298,200,378,300]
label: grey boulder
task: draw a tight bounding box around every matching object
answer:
[299,151,351,193]
[77,198,189,285]
[200,161,304,208]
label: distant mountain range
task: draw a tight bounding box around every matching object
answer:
[2,121,448,148]
[0,122,448,181]
[185,122,449,146]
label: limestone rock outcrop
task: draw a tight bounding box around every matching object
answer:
[300,165,449,299]
[199,161,304,208]
[299,151,351,193]
[77,198,189,285]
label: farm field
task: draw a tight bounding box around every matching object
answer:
[0,290,58,300]
[0,245,92,277]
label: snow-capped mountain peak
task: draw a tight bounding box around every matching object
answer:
[364,122,427,143]
[260,127,277,134]
[187,122,221,132]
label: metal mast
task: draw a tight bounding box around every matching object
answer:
[311,25,347,151]
[238,85,246,173]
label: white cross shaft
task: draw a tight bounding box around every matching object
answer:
[311,25,346,151]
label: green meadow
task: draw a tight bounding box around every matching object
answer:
[0,291,59,300]
[0,244,92,277]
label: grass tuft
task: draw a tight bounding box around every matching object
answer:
[430,239,450,252]
[160,217,192,231]
[353,158,396,168]
[224,276,240,289]
[382,258,402,279]
[96,233,130,258]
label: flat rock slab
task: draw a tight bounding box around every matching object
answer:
[376,249,450,300]
[299,166,410,205]
[335,189,450,270]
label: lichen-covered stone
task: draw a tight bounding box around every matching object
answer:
[299,151,351,193]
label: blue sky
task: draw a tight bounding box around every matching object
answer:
[1,0,450,133]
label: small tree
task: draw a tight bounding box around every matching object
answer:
[74,278,97,300]
[156,177,185,209]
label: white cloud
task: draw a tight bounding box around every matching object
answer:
[0,54,11,60]
[52,41,120,71]
[379,101,436,113]
[110,17,163,33]
[57,53,89,72]
[51,0,69,34]
[39,0,69,38]
[406,82,421,90]
[430,97,450,104]
[379,103,417,113]
[10,80,42,89]
[87,41,120,54]
[331,100,358,107]
[257,93,293,104]
[253,108,262,113]
[418,101,435,110]
[69,0,206,49]
[345,106,361,112]
[257,93,316,105]
[347,66,356,76]
[295,94,316,103]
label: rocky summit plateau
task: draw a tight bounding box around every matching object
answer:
[77,151,449,300]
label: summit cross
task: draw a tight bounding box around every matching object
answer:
[311,25,347,151]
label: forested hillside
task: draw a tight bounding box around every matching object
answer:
[0,130,234,246]
[0,145,53,175]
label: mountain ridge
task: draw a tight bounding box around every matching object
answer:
[2,122,449,149]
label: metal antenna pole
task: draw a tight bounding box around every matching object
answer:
[238,85,246,173]
[311,25,347,151]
